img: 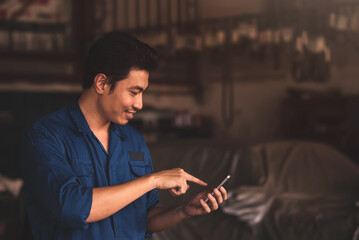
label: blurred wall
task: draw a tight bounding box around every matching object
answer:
[142,0,359,141]
[144,43,359,141]
[198,0,267,19]
[2,0,359,142]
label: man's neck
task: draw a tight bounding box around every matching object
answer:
[78,89,111,133]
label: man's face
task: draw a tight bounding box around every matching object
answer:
[99,69,149,125]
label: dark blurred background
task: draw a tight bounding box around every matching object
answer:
[0,0,359,239]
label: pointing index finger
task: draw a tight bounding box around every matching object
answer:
[184,172,207,186]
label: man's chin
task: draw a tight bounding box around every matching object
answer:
[114,118,129,125]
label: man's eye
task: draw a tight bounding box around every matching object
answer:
[130,91,138,96]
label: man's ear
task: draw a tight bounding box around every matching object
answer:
[94,74,107,94]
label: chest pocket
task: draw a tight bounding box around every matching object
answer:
[72,159,95,187]
[128,151,147,208]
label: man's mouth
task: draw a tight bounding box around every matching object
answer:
[125,110,135,120]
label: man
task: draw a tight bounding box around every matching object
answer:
[21,32,227,239]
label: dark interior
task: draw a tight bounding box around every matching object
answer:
[1,0,359,239]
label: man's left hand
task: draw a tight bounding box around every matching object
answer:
[181,187,227,217]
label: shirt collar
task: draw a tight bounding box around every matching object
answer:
[110,123,128,140]
[68,100,93,135]
[68,100,128,140]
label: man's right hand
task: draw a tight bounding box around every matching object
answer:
[151,168,207,196]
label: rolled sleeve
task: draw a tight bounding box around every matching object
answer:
[60,182,92,229]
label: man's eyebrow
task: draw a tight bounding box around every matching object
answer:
[129,85,149,92]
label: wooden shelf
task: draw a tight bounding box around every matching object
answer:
[0,51,75,61]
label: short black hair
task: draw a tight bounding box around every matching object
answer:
[82,31,159,90]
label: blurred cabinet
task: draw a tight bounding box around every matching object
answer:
[0,0,203,87]
[281,95,347,148]
[280,90,359,164]
[0,0,93,83]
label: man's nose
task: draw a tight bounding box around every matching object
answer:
[133,94,143,111]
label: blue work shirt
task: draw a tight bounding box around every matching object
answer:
[21,101,159,240]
